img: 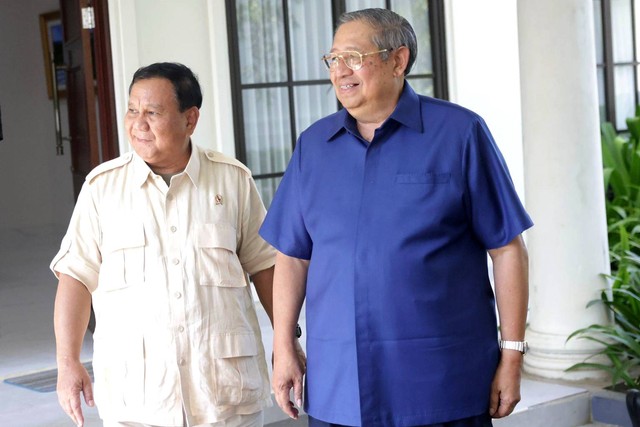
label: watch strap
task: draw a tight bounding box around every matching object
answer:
[499,339,528,354]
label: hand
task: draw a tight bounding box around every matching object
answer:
[272,341,306,419]
[489,352,522,418]
[57,359,94,427]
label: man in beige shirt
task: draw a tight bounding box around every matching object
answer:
[51,62,286,427]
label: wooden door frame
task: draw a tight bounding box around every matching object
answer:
[92,0,119,162]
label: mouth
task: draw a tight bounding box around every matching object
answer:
[132,135,152,144]
[339,83,358,90]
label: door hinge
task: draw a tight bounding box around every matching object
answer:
[82,7,95,29]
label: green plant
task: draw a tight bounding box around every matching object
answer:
[567,111,640,388]
[567,252,640,388]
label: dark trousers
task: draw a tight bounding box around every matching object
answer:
[308,413,493,427]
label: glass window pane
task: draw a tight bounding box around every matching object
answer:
[288,0,333,80]
[594,0,604,64]
[615,65,636,129]
[346,0,385,11]
[391,0,431,75]
[598,67,606,123]
[255,176,283,208]
[242,88,292,175]
[636,0,640,60]
[236,0,287,84]
[612,0,634,62]
[406,77,433,97]
[294,84,339,134]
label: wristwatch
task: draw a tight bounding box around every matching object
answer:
[499,340,528,354]
[295,323,302,339]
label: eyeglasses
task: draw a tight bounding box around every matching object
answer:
[321,49,392,71]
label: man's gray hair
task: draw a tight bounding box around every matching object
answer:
[337,8,417,75]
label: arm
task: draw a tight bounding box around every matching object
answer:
[272,251,309,419]
[488,235,529,418]
[251,266,275,325]
[53,273,94,427]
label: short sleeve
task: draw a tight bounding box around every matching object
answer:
[259,138,312,259]
[463,117,533,249]
[236,173,276,275]
[50,181,101,292]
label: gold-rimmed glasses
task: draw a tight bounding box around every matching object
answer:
[321,49,392,71]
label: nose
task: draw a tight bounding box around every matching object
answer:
[333,58,353,78]
[133,115,149,131]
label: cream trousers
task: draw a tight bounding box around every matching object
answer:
[103,411,264,427]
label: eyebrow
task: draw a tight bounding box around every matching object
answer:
[127,102,165,111]
[331,46,361,52]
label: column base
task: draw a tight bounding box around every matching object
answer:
[524,327,610,382]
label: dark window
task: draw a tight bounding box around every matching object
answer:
[594,0,640,130]
[227,0,448,205]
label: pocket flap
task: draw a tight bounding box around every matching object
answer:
[102,221,146,253]
[212,333,258,358]
[198,223,237,252]
[395,172,451,184]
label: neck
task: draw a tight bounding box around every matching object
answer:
[149,143,191,175]
[357,120,384,142]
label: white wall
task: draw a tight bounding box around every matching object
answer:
[108,0,236,157]
[0,0,75,230]
[445,0,526,200]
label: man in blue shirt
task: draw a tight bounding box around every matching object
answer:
[260,8,532,427]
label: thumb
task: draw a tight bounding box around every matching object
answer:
[82,378,95,407]
[293,377,303,408]
[489,387,499,416]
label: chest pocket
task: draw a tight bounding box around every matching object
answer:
[395,172,451,184]
[99,221,146,291]
[197,223,245,287]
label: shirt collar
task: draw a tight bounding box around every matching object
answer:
[324,81,423,142]
[131,142,200,188]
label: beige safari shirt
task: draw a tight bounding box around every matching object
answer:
[50,144,276,426]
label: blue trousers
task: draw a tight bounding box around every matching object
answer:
[307,413,493,427]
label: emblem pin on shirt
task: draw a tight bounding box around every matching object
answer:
[215,194,223,205]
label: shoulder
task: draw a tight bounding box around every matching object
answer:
[85,152,134,183]
[200,148,252,177]
[421,95,481,122]
[300,109,344,141]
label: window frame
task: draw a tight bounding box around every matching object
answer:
[596,0,640,130]
[226,0,448,184]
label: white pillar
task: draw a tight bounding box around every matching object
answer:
[518,0,611,380]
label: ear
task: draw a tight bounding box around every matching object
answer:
[393,46,411,77]
[185,107,200,135]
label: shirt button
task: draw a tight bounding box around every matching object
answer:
[170,226,177,233]
[175,292,182,299]
[179,358,186,366]
[167,194,173,201]
[178,325,185,332]
[172,258,180,265]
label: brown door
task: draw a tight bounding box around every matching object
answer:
[59,0,118,199]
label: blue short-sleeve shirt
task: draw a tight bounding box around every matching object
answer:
[260,83,533,426]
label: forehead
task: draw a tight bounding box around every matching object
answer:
[332,20,376,51]
[129,77,177,106]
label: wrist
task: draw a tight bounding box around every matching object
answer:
[499,339,528,354]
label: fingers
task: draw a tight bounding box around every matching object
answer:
[489,387,520,418]
[69,394,85,427]
[57,363,92,427]
[58,392,84,427]
[274,384,299,419]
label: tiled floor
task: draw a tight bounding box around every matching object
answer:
[0,224,613,427]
